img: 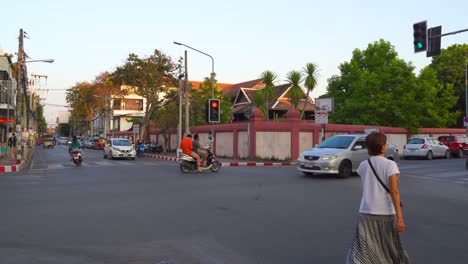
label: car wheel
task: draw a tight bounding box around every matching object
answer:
[457,149,464,158]
[425,151,433,160]
[302,172,313,176]
[338,160,352,178]
[445,151,451,159]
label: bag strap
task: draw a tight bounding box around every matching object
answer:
[367,158,403,207]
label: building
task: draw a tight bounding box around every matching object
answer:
[188,79,315,122]
[0,50,17,142]
[57,111,70,124]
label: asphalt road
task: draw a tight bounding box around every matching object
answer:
[1,145,467,263]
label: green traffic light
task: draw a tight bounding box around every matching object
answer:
[417,42,423,49]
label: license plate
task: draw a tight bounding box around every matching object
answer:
[304,163,315,168]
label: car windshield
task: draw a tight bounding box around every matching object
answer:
[113,140,132,146]
[408,138,425,144]
[317,136,355,149]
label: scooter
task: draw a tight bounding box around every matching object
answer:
[179,145,221,173]
[71,150,83,166]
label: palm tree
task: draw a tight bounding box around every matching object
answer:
[285,70,304,109]
[259,70,277,120]
[300,63,319,120]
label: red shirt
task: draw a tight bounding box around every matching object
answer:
[180,137,193,155]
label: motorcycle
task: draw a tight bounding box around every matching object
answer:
[149,142,163,153]
[179,144,221,173]
[71,150,83,166]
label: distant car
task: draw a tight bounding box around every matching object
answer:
[57,137,69,145]
[437,135,468,158]
[83,138,95,148]
[103,138,136,160]
[296,134,399,178]
[403,137,450,160]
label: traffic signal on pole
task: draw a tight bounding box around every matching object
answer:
[208,99,220,123]
[427,26,442,57]
[413,21,427,53]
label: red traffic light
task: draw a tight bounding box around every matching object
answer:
[211,101,218,108]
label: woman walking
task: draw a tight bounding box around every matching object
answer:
[346,132,410,263]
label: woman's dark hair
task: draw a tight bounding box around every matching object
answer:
[366,132,387,156]
[194,134,199,140]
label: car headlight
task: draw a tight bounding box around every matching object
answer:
[321,154,338,160]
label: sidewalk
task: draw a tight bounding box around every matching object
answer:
[144,152,296,167]
[0,145,33,174]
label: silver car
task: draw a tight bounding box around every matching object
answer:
[297,134,399,178]
[402,137,450,160]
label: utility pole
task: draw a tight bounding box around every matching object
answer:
[16,29,24,132]
[184,50,189,136]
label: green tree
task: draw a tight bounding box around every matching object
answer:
[285,70,304,109]
[252,89,267,119]
[36,103,47,134]
[190,77,232,126]
[428,44,468,127]
[259,70,278,120]
[57,123,70,137]
[112,50,178,139]
[152,89,179,152]
[324,39,457,132]
[300,62,319,119]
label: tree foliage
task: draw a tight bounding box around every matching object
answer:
[300,62,319,119]
[285,70,304,109]
[428,44,468,127]
[190,77,232,126]
[259,70,278,120]
[324,39,458,132]
[112,50,178,139]
[36,102,47,134]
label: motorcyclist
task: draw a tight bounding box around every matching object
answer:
[193,134,208,167]
[137,140,145,156]
[69,136,83,159]
[180,133,201,171]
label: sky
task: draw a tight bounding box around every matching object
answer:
[1,0,467,125]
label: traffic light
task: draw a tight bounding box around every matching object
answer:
[427,26,442,57]
[208,99,220,123]
[413,21,427,52]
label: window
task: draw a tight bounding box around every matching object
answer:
[124,99,143,111]
[113,99,121,110]
[353,140,367,149]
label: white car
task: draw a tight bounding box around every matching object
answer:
[104,138,136,160]
[403,137,450,160]
[297,134,399,178]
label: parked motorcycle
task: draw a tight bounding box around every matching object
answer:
[149,142,163,153]
[71,150,83,166]
[179,144,221,173]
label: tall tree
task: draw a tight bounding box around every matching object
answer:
[428,44,468,127]
[152,89,179,152]
[300,62,319,119]
[190,78,232,126]
[112,50,178,139]
[324,39,457,132]
[259,70,277,120]
[36,103,47,134]
[285,70,304,109]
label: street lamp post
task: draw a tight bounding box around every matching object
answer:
[173,41,215,143]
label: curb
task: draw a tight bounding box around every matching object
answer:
[0,160,26,174]
[143,154,295,166]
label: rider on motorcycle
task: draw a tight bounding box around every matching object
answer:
[180,134,202,172]
[193,134,208,167]
[69,136,83,159]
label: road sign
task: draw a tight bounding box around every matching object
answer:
[133,124,140,134]
[244,108,253,118]
[315,110,328,124]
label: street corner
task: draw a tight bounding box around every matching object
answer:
[0,159,26,174]
[220,161,296,167]
[144,153,178,162]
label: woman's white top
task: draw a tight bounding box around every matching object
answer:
[357,156,399,215]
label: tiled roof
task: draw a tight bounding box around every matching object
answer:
[188,79,263,98]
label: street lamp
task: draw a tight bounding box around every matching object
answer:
[173,41,216,142]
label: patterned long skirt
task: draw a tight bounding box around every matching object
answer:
[346,213,410,264]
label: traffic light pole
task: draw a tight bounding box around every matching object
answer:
[428,28,468,39]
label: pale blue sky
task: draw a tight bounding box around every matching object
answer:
[1,0,466,124]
